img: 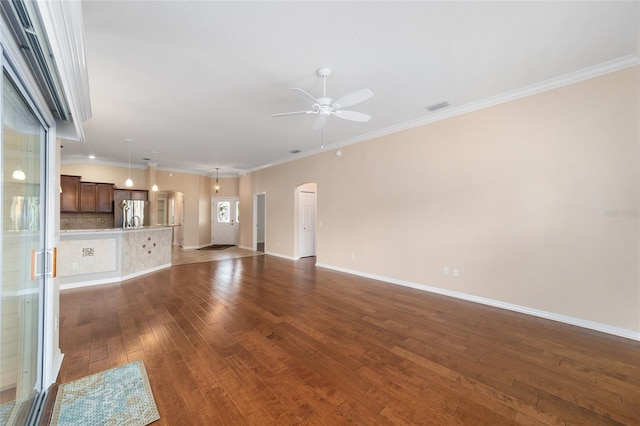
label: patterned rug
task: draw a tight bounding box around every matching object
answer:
[197,244,235,250]
[50,360,159,426]
[0,401,15,424]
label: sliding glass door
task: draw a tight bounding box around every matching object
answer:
[0,68,48,424]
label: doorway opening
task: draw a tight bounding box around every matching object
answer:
[253,193,266,252]
[159,191,184,246]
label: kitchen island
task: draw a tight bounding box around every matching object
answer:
[58,226,172,290]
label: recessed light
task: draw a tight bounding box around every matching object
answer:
[88,155,95,159]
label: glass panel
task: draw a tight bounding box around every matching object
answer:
[1,71,46,424]
[217,201,230,223]
[235,201,239,223]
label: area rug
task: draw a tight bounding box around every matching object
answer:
[50,360,159,426]
[197,244,235,250]
[0,401,15,424]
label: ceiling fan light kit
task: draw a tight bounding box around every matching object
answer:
[272,67,374,131]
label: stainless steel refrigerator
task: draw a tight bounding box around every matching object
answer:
[116,199,150,228]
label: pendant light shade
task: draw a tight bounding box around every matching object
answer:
[12,167,26,181]
[150,151,159,192]
[125,138,134,187]
[214,168,221,193]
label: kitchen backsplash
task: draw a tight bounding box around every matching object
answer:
[61,213,114,230]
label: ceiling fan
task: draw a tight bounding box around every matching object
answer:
[272,67,373,131]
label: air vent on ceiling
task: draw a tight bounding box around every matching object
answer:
[289,149,301,154]
[426,101,450,112]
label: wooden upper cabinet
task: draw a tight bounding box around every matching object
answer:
[79,182,97,212]
[131,190,148,201]
[114,189,129,203]
[79,182,114,212]
[114,189,148,203]
[96,184,114,212]
[62,175,114,213]
[60,175,80,212]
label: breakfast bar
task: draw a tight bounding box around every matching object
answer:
[58,226,172,290]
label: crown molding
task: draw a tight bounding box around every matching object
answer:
[61,158,148,169]
[60,158,241,178]
[245,54,640,175]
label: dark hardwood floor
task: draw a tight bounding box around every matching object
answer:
[52,255,640,425]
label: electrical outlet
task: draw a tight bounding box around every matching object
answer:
[453,268,460,277]
[443,267,449,276]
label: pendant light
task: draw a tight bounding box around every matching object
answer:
[12,167,26,181]
[151,150,159,191]
[125,138,134,187]
[214,168,221,193]
[13,131,27,180]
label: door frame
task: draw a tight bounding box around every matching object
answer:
[295,183,317,259]
[1,40,59,422]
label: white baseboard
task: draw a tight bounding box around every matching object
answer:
[238,245,253,251]
[53,350,64,385]
[60,263,172,290]
[315,262,640,342]
[266,251,296,261]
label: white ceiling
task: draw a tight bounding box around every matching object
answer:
[60,1,639,177]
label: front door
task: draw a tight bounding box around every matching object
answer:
[212,197,239,245]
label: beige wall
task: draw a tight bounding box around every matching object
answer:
[239,66,640,334]
[199,174,211,246]
[60,163,239,248]
[61,163,148,189]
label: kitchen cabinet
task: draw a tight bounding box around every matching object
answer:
[79,182,97,212]
[114,189,148,203]
[60,175,80,212]
[80,182,114,213]
[96,184,114,212]
[62,175,115,213]
[131,190,148,201]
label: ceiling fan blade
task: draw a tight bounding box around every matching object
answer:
[272,110,315,117]
[332,110,372,122]
[313,114,328,131]
[333,88,374,109]
[290,87,321,105]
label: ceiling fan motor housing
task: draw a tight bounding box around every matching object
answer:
[317,67,332,78]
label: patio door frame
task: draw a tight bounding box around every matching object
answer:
[1,25,60,425]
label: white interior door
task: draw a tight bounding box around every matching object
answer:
[298,191,316,257]
[212,197,239,245]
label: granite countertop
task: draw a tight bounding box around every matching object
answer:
[60,225,174,233]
